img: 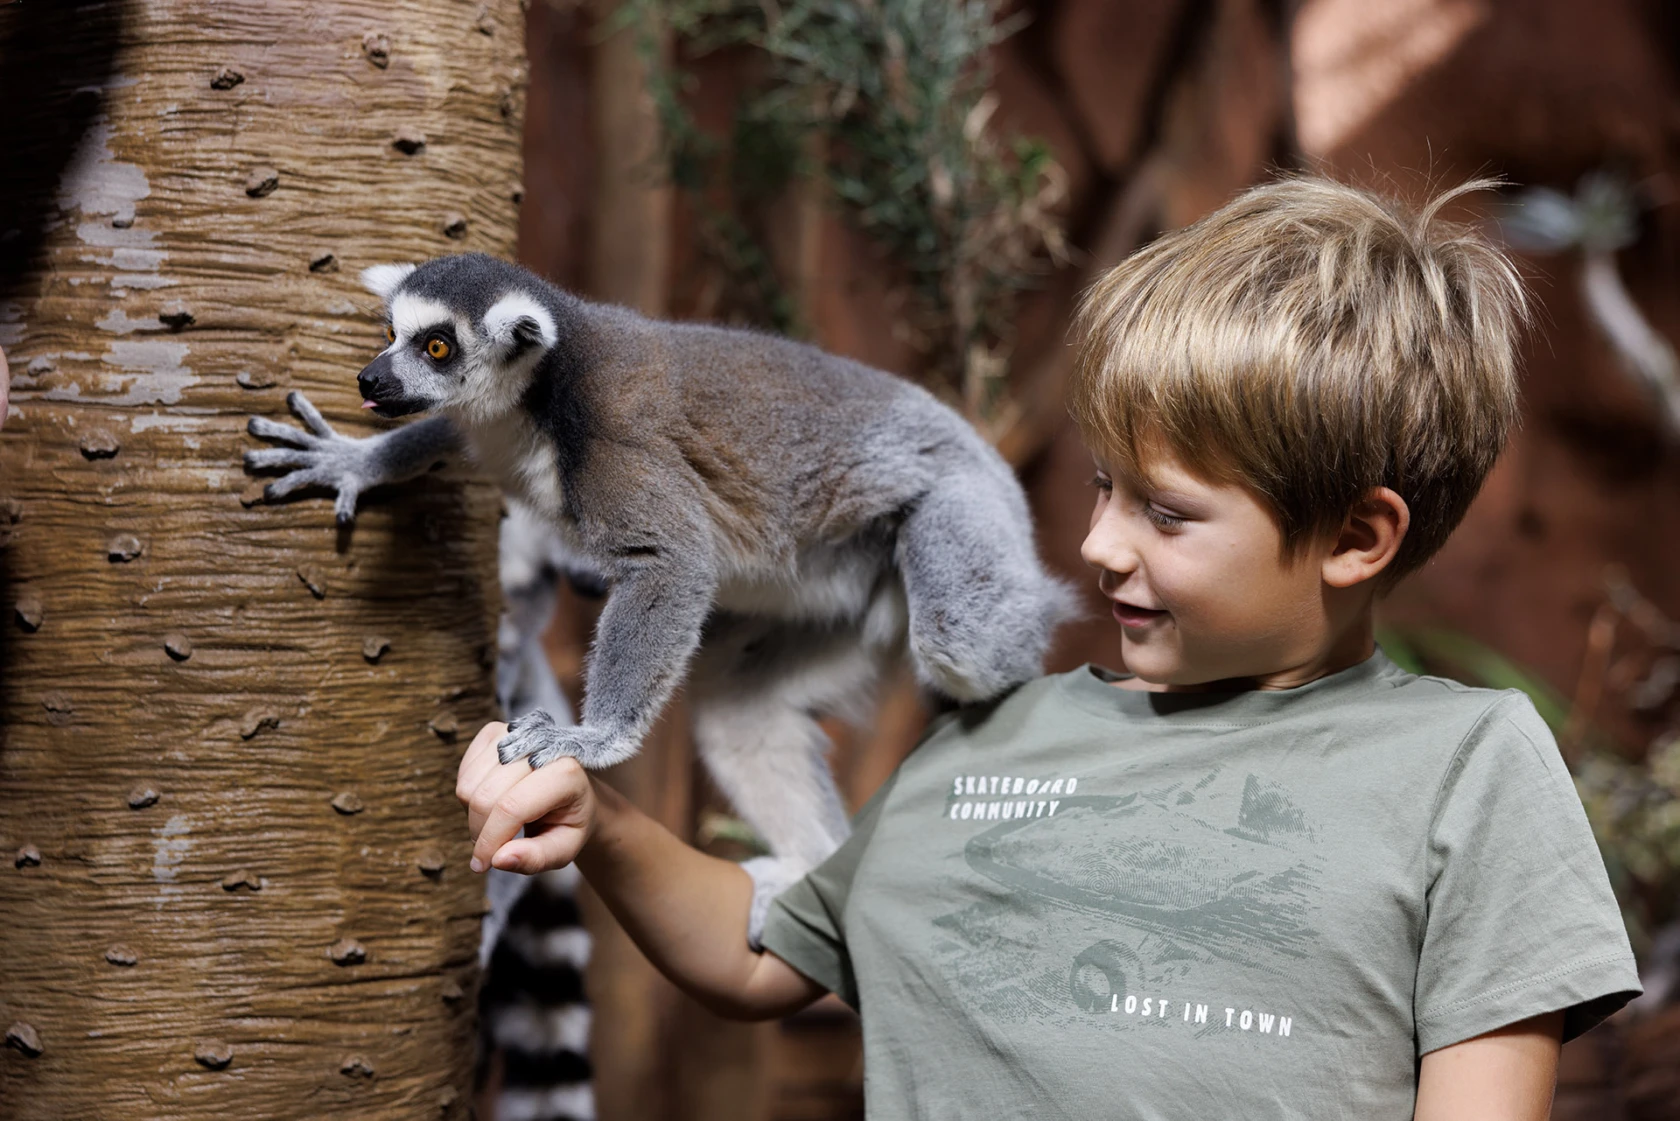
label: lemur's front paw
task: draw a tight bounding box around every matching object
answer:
[244,391,371,524]
[741,856,807,950]
[497,710,639,769]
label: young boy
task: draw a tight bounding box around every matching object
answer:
[456,177,1640,1118]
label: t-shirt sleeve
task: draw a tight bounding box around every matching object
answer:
[1414,693,1642,1053]
[758,768,901,1011]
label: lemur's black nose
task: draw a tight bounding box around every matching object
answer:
[358,366,404,406]
[356,352,428,417]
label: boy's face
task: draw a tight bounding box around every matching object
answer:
[1080,442,1354,691]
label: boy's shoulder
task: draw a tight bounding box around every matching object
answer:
[1363,653,1551,721]
[1340,656,1561,767]
[915,670,1075,748]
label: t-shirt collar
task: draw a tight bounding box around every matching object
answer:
[1063,647,1407,725]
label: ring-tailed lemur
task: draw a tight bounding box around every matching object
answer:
[245,252,1076,940]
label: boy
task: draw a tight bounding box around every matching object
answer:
[456,177,1640,1118]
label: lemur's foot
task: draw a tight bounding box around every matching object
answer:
[741,856,807,950]
[244,391,371,524]
[497,709,639,769]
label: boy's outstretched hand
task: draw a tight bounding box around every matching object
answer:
[457,720,596,875]
[455,719,828,1021]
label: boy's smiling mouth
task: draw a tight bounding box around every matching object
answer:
[1111,601,1168,628]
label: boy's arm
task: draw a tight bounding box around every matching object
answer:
[457,722,827,1021]
[1413,1011,1563,1121]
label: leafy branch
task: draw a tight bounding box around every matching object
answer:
[615,0,1068,420]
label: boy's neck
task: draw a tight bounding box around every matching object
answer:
[1115,611,1377,694]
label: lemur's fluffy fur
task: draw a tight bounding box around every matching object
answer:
[247,252,1075,939]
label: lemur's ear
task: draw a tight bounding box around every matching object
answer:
[484,292,558,354]
[360,263,418,300]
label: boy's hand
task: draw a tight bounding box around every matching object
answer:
[459,720,829,1020]
[457,720,597,875]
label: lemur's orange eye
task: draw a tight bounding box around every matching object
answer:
[426,337,451,361]
[385,325,396,344]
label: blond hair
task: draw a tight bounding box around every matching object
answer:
[1069,176,1529,586]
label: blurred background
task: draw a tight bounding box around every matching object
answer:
[515,0,1680,1117]
[2,0,1676,1117]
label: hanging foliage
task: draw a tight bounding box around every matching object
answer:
[618,0,1068,424]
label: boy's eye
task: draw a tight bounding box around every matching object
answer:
[385,325,396,344]
[1088,474,1113,492]
[1143,504,1186,530]
[426,337,452,361]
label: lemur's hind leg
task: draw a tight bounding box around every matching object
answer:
[897,473,1076,702]
[688,613,895,946]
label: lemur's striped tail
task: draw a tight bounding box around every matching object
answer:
[481,866,595,1121]
[484,502,600,1120]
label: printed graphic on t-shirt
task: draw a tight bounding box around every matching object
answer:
[947,772,1080,822]
[926,766,1322,1041]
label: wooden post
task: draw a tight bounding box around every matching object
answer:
[0,1,526,1115]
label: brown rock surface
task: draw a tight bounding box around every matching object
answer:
[1050,0,1192,172]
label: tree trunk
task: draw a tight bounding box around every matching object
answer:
[0,1,526,1116]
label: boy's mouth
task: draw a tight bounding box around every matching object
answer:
[1112,601,1168,628]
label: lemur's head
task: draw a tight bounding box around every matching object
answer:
[357,253,562,424]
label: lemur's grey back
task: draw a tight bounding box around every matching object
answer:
[571,306,1025,551]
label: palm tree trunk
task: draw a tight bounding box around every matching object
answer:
[0,1,525,1115]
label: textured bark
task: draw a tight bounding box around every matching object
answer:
[0,1,526,1116]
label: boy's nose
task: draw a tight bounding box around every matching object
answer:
[1080,516,1140,578]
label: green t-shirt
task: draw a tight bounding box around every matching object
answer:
[761,650,1641,1120]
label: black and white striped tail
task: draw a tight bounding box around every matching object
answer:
[485,504,602,1120]
[480,866,595,1121]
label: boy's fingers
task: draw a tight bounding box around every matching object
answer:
[461,719,507,775]
[464,757,532,842]
[470,760,588,873]
[491,825,585,874]
[455,721,510,804]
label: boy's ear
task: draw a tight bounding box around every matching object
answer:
[1322,487,1409,589]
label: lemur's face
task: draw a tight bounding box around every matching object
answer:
[356,262,557,424]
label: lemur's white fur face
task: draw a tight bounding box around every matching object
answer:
[357,265,558,425]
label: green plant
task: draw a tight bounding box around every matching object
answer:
[617,0,1067,419]
[1574,735,1680,953]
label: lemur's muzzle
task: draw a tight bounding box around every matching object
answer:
[357,352,428,418]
